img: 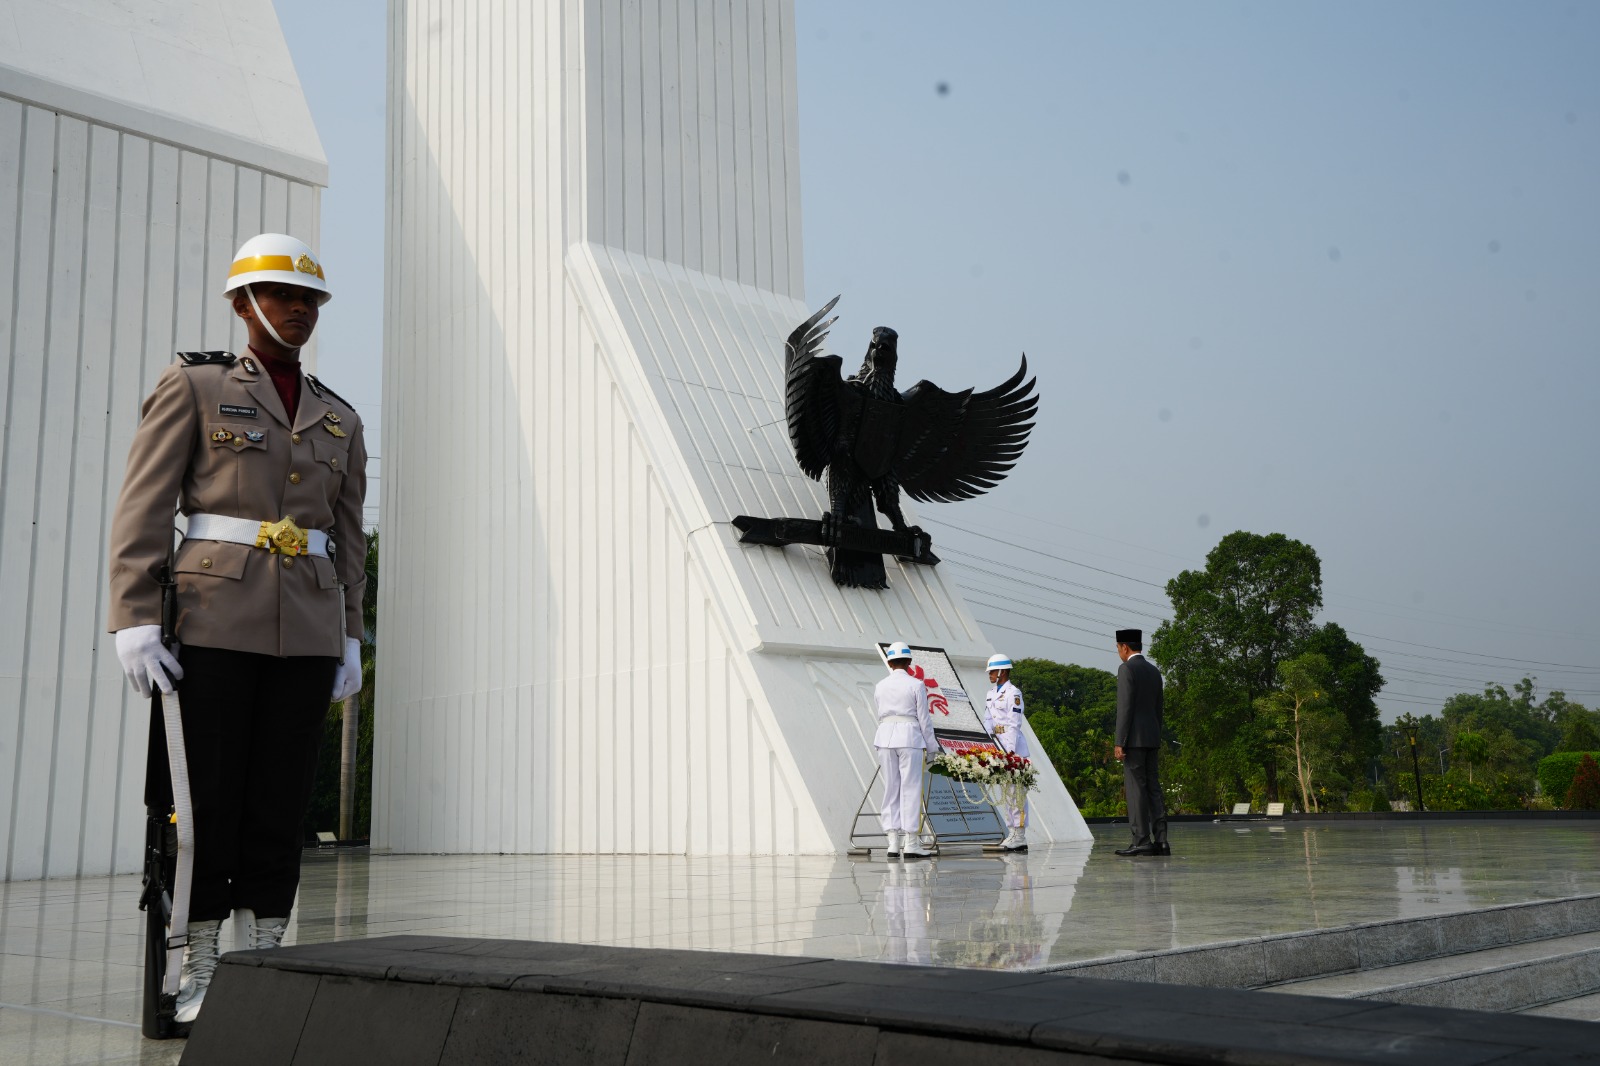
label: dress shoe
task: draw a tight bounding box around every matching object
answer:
[1114,842,1157,857]
[1154,842,1172,857]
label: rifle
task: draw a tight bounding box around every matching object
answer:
[139,559,179,1038]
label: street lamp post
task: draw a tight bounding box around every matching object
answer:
[1404,718,1425,812]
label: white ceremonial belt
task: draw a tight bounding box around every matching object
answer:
[186,513,330,558]
[881,715,919,724]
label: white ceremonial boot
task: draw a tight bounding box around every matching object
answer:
[173,919,223,1025]
[885,830,901,858]
[250,916,289,950]
[901,831,933,858]
[1002,826,1028,851]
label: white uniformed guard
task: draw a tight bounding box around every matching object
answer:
[984,653,1030,850]
[873,642,939,858]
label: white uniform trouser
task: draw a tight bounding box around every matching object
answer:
[877,747,924,833]
[883,863,931,964]
[995,734,1027,830]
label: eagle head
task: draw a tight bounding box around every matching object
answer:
[857,325,898,383]
[867,326,899,367]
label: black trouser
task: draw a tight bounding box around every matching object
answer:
[167,645,338,922]
[1123,746,1167,846]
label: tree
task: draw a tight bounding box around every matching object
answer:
[1012,658,1124,816]
[1436,682,1564,802]
[1557,707,1600,753]
[1452,731,1489,784]
[1151,531,1323,803]
[1256,654,1345,812]
[1297,622,1385,785]
[1565,754,1600,811]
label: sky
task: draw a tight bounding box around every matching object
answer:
[274,1,1600,720]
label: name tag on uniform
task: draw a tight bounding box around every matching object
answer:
[219,404,258,418]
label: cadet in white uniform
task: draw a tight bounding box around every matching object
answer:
[983,653,1030,850]
[873,642,939,858]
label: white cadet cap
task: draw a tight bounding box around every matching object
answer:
[884,642,914,663]
[223,233,332,305]
[987,653,1013,672]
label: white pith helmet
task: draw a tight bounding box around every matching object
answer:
[223,233,332,305]
[987,653,1013,673]
[885,641,914,663]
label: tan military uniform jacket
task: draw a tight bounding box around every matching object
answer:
[108,355,368,658]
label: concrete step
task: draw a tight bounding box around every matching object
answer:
[1040,892,1600,993]
[1522,989,1600,1021]
[1259,928,1600,1012]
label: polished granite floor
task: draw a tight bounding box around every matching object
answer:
[3,819,1599,1065]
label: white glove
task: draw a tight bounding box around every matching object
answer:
[331,637,363,702]
[115,625,183,697]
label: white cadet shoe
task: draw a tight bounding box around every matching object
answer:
[901,833,933,858]
[173,920,223,1025]
[250,916,289,950]
[885,830,901,857]
[1001,827,1028,851]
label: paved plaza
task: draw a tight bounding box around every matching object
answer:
[3,820,1598,1064]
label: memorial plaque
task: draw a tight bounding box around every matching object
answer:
[1266,802,1286,817]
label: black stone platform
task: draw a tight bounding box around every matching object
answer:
[181,936,1600,1065]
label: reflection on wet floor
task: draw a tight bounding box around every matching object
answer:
[3,820,1599,1064]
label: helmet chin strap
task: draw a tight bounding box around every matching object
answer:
[244,284,300,352]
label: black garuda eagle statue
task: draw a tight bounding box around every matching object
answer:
[734,296,1038,589]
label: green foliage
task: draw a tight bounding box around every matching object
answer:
[1538,751,1600,808]
[1422,771,1494,812]
[1256,653,1346,812]
[1441,681,1560,758]
[1557,712,1600,753]
[1566,754,1600,810]
[1152,531,1325,804]
[1296,622,1385,783]
[1452,731,1489,783]
[303,530,380,841]
[1013,658,1126,816]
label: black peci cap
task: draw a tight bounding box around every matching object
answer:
[1115,629,1142,645]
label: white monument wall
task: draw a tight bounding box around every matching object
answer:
[0,1,324,879]
[376,0,1089,855]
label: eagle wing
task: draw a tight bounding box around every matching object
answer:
[783,296,844,480]
[896,355,1038,502]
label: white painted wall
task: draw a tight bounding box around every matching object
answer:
[0,1,324,880]
[378,0,1090,855]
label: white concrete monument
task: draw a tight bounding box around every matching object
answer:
[0,0,324,880]
[377,0,1090,854]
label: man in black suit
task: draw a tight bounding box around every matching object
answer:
[1113,629,1170,857]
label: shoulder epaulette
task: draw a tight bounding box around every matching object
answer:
[177,350,237,367]
[305,373,356,413]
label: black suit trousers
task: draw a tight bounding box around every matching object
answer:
[1123,746,1167,845]
[168,645,338,921]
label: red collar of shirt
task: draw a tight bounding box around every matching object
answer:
[250,346,303,422]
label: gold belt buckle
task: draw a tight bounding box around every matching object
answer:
[257,517,310,556]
